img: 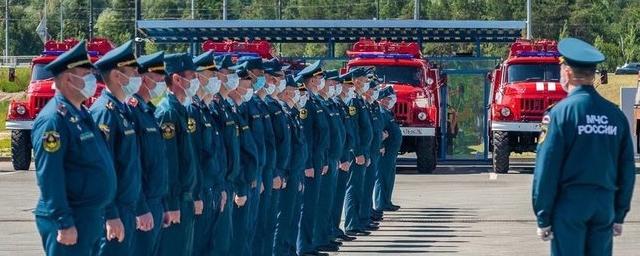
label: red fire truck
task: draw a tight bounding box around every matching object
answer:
[346,39,455,173]
[201,39,273,59]
[488,39,564,173]
[6,38,113,170]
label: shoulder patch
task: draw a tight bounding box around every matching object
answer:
[299,109,308,119]
[349,106,357,116]
[161,122,176,139]
[187,118,197,133]
[56,104,67,116]
[42,131,61,153]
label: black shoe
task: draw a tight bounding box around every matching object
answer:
[316,244,339,252]
[329,240,343,246]
[369,221,380,227]
[346,229,371,236]
[384,204,400,211]
[336,234,357,241]
[299,251,328,256]
[363,225,380,231]
[371,215,384,222]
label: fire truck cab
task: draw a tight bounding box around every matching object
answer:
[346,39,454,173]
[488,39,565,173]
[6,38,113,170]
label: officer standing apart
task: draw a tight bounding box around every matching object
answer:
[532,37,635,256]
[32,41,116,256]
[91,40,143,256]
[129,51,169,256]
[154,53,199,256]
[374,86,402,213]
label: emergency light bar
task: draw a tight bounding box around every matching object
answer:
[515,51,560,57]
[214,52,260,58]
[356,53,414,59]
[42,50,101,57]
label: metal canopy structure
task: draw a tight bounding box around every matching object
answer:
[137,20,526,44]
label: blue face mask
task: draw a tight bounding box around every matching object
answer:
[253,76,266,91]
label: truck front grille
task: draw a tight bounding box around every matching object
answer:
[393,102,410,123]
[34,96,51,114]
[520,98,562,121]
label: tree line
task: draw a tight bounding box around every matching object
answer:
[3,0,640,70]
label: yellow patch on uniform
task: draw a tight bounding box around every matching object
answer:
[299,109,308,119]
[42,131,61,153]
[187,118,197,133]
[349,106,357,116]
[99,124,110,140]
[161,122,176,140]
[538,125,548,144]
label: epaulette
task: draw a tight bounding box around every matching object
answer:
[56,103,67,116]
[128,97,139,108]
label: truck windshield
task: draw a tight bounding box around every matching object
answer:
[354,65,422,86]
[507,64,560,83]
[31,64,54,81]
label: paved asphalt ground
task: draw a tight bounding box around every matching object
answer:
[0,162,639,256]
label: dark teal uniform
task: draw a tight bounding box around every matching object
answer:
[360,100,383,227]
[253,95,283,256]
[533,86,635,255]
[231,98,260,256]
[330,98,356,240]
[210,97,241,255]
[532,37,636,256]
[129,94,168,256]
[34,94,117,256]
[155,93,198,256]
[344,95,373,232]
[313,96,344,248]
[191,96,222,256]
[91,91,142,256]
[374,107,402,211]
[297,92,331,254]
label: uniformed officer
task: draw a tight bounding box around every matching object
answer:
[273,75,308,256]
[154,53,199,256]
[532,37,636,256]
[129,51,169,256]
[373,86,402,213]
[91,40,143,256]
[32,41,116,256]
[360,80,384,230]
[312,70,346,252]
[209,54,241,255]
[228,61,260,256]
[191,50,224,256]
[343,68,374,236]
[330,75,358,242]
[255,58,290,256]
[293,60,331,256]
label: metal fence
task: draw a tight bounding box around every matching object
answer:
[0,56,35,68]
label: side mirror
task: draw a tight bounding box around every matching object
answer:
[8,67,15,82]
[486,72,493,82]
[600,70,608,85]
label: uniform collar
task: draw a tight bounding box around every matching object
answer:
[103,91,126,112]
[133,94,152,112]
[167,93,187,114]
[569,85,596,97]
[54,92,84,119]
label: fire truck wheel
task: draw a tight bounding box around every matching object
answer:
[416,137,436,174]
[492,131,510,174]
[11,130,32,171]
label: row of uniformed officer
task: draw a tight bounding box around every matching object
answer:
[32,39,404,256]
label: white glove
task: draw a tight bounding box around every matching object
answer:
[613,223,623,237]
[537,226,554,241]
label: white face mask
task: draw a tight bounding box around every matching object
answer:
[297,94,308,109]
[226,73,240,90]
[149,81,167,98]
[327,85,335,98]
[204,77,221,94]
[119,70,142,97]
[277,79,287,93]
[182,96,193,107]
[386,97,397,109]
[187,78,199,97]
[334,84,343,97]
[360,82,370,94]
[71,73,98,99]
[264,83,276,95]
[292,90,301,104]
[317,78,326,91]
[243,88,254,102]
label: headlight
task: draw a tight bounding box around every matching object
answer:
[426,78,434,86]
[417,112,427,121]
[16,105,26,115]
[500,107,511,117]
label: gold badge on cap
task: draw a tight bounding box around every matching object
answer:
[42,131,61,153]
[161,122,176,140]
[187,118,197,133]
[299,109,308,119]
[349,106,357,116]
